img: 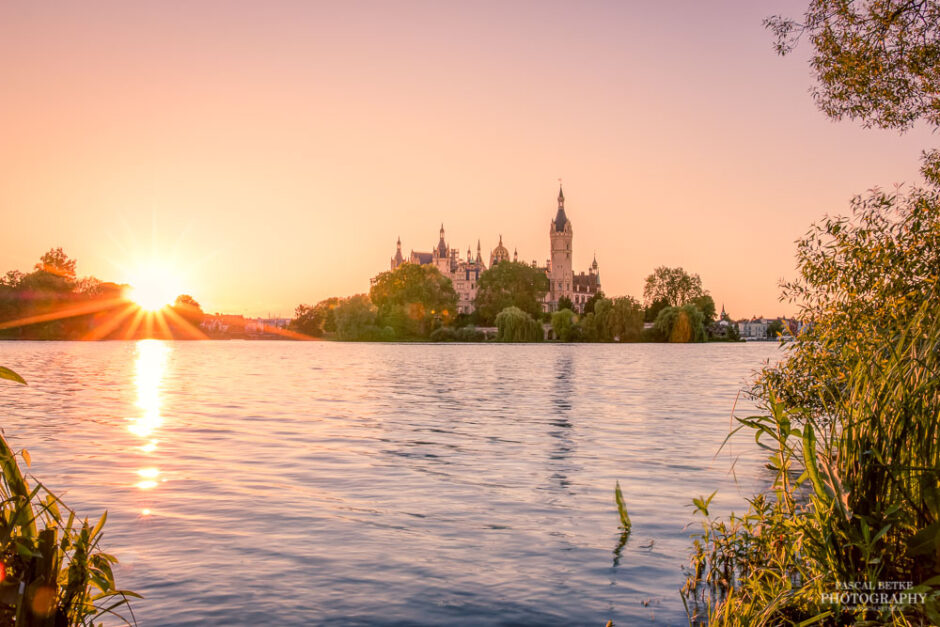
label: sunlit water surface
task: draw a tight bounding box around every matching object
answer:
[1,341,781,625]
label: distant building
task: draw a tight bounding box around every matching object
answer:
[202,314,290,338]
[389,185,601,313]
[737,317,772,340]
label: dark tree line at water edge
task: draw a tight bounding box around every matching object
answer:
[289,261,750,343]
[0,249,203,340]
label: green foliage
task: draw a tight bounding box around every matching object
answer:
[495,306,543,342]
[685,188,940,623]
[551,308,578,342]
[456,326,485,342]
[643,266,705,308]
[579,296,644,342]
[0,367,27,386]
[556,295,574,312]
[583,290,605,314]
[653,304,706,343]
[289,303,324,337]
[691,294,716,325]
[429,326,457,342]
[767,1,940,186]
[0,368,138,624]
[474,262,549,326]
[333,294,378,340]
[370,263,458,337]
[643,296,670,323]
[614,481,631,532]
[684,308,940,624]
[765,318,784,338]
[758,187,940,414]
[607,296,645,342]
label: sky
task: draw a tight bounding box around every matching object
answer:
[0,0,934,318]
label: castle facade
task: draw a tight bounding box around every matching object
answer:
[389,186,600,314]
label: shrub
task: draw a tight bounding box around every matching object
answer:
[429,327,457,342]
[653,304,705,342]
[456,326,485,342]
[683,189,940,624]
[495,307,543,342]
[551,308,577,342]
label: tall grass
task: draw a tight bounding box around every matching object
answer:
[682,302,940,625]
[1,368,138,625]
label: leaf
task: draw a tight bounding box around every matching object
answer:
[614,481,631,532]
[0,366,26,385]
[798,610,833,626]
[801,423,830,503]
[907,521,940,557]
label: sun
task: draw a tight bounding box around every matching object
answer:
[126,263,183,312]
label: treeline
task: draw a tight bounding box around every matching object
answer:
[291,261,736,343]
[0,248,203,340]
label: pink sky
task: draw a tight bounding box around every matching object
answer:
[0,1,933,318]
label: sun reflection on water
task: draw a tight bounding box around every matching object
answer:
[131,340,169,494]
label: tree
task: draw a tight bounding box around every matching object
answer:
[333,294,378,340]
[643,296,670,323]
[583,290,605,314]
[369,263,458,337]
[759,186,940,410]
[551,308,578,341]
[34,247,77,280]
[766,318,784,338]
[577,312,597,341]
[557,295,574,312]
[474,261,549,325]
[495,306,543,342]
[289,303,324,337]
[766,0,940,185]
[172,294,204,327]
[643,266,705,307]
[1,270,24,288]
[691,294,716,325]
[607,296,645,342]
[654,304,706,343]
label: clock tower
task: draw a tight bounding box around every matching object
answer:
[549,184,573,309]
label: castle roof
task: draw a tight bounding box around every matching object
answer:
[553,184,569,232]
[490,235,510,265]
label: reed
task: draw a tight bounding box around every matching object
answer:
[0,368,138,626]
[682,303,940,625]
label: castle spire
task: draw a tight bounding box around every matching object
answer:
[553,184,569,232]
[436,224,447,257]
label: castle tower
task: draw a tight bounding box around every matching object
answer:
[434,224,451,274]
[549,184,574,308]
[391,236,404,270]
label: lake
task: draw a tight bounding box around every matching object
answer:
[0,341,781,626]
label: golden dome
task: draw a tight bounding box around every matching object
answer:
[490,235,510,265]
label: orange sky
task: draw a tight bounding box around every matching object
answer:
[0,1,933,318]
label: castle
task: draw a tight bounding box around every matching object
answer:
[389,185,600,315]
